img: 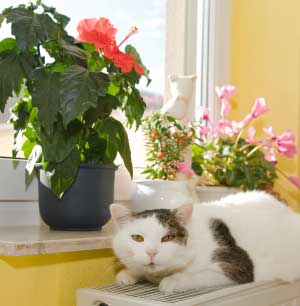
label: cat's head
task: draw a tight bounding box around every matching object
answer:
[169,74,196,97]
[110,204,193,275]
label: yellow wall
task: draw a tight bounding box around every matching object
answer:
[231,0,300,209]
[0,249,117,306]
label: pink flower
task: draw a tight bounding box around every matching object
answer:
[176,162,195,176]
[263,126,276,140]
[220,99,231,118]
[251,98,269,118]
[198,126,210,136]
[215,120,234,136]
[199,107,210,121]
[288,176,300,188]
[231,120,243,133]
[246,127,256,144]
[216,85,238,118]
[216,85,238,100]
[242,98,270,125]
[276,130,297,158]
[264,147,277,163]
[216,85,237,118]
[215,120,241,137]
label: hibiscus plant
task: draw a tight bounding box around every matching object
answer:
[0,1,150,197]
[193,85,298,191]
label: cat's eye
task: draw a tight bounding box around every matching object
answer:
[161,234,176,242]
[131,234,144,242]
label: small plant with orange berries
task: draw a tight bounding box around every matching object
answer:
[143,113,195,180]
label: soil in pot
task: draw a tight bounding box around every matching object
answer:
[37,164,116,231]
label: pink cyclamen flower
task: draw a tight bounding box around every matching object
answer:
[199,107,210,121]
[264,147,277,163]
[242,98,270,126]
[246,127,256,144]
[276,130,297,158]
[215,119,233,136]
[263,126,276,140]
[288,176,300,188]
[197,126,210,137]
[216,85,238,100]
[176,162,195,176]
[251,98,270,118]
[216,85,238,118]
[215,120,241,137]
[220,99,231,118]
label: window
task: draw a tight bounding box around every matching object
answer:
[0,0,231,199]
[195,0,231,123]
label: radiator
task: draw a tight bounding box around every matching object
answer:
[77,279,300,306]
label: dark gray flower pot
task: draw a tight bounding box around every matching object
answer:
[37,164,116,231]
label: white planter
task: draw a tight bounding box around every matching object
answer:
[131,180,197,212]
[196,186,240,203]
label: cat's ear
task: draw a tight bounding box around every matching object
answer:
[110,204,132,228]
[174,204,193,226]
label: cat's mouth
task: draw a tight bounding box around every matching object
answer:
[144,262,156,268]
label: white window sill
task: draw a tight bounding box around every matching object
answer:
[0,221,115,256]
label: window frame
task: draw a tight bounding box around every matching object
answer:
[165,0,232,124]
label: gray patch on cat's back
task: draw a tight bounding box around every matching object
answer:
[210,218,254,284]
[133,209,188,245]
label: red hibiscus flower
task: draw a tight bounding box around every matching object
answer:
[77,17,117,50]
[77,18,144,75]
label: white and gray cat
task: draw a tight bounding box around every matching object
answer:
[110,191,300,293]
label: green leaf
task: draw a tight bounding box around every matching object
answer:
[125,44,151,85]
[81,130,112,164]
[22,138,37,159]
[31,69,61,135]
[26,144,42,174]
[0,38,17,52]
[0,50,34,112]
[46,148,80,198]
[121,87,146,129]
[84,95,119,125]
[104,117,132,177]
[0,13,5,28]
[41,4,70,29]
[60,65,110,126]
[40,120,81,163]
[107,81,120,96]
[5,8,58,52]
[61,40,89,60]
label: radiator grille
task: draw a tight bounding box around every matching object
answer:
[93,283,231,303]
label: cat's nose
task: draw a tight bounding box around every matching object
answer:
[146,248,158,259]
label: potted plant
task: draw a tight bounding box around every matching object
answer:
[192,85,298,202]
[0,1,150,230]
[131,112,197,211]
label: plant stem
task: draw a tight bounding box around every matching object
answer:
[234,129,244,148]
[239,143,252,152]
[276,167,289,180]
[246,144,263,157]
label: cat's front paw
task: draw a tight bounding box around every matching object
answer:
[159,274,190,293]
[116,269,139,286]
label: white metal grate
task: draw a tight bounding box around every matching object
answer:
[93,283,230,303]
[77,280,300,306]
